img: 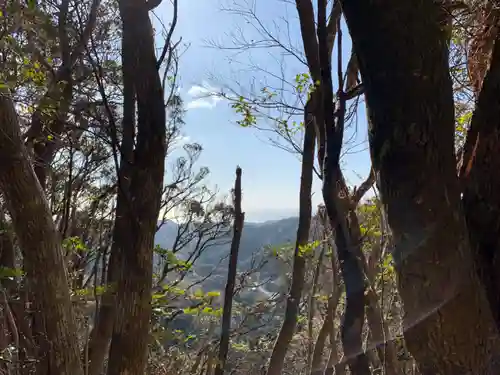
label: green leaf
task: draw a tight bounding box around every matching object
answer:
[193,289,204,298]
[152,292,165,300]
[298,240,320,257]
[183,306,200,315]
[206,291,221,298]
[62,236,87,252]
[0,267,24,279]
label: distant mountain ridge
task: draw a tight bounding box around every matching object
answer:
[154,216,299,264]
[153,216,300,297]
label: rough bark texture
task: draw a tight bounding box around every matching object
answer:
[462,31,500,328]
[317,1,371,373]
[468,0,498,95]
[85,6,137,371]
[459,1,498,183]
[322,168,371,375]
[341,0,500,373]
[294,0,371,372]
[105,0,166,373]
[266,110,315,375]
[22,3,100,372]
[295,0,340,169]
[214,167,244,375]
[0,87,83,375]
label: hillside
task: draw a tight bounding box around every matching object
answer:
[153,217,299,299]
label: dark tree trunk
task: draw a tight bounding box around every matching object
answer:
[214,167,244,375]
[106,0,166,374]
[294,1,371,373]
[467,0,498,95]
[322,168,371,375]
[317,2,371,373]
[266,106,315,375]
[341,0,500,373]
[85,7,137,372]
[0,87,83,375]
[462,30,500,329]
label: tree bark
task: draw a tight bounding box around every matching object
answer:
[214,167,244,375]
[341,0,500,373]
[0,87,83,375]
[317,2,371,373]
[85,4,137,371]
[467,0,498,95]
[105,0,167,373]
[462,30,500,329]
[322,168,371,375]
[266,104,315,375]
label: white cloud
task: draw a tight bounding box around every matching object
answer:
[186,98,220,109]
[187,85,211,97]
[185,82,223,110]
[175,135,191,146]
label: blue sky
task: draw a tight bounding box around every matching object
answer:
[154,0,371,222]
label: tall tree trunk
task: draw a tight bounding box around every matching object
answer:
[266,104,315,375]
[322,168,371,375]
[0,87,83,375]
[85,7,137,371]
[105,0,166,374]
[214,167,244,375]
[317,2,371,373]
[24,3,99,372]
[294,2,370,374]
[341,0,500,373]
[462,30,500,328]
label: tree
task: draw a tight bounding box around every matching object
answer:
[266,97,315,375]
[341,0,500,373]
[0,0,181,374]
[0,86,84,375]
[211,2,387,375]
[215,167,244,375]
[461,1,500,331]
[9,0,500,373]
